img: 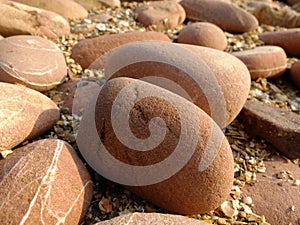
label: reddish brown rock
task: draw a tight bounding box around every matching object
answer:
[290,60,300,88]
[95,213,211,224]
[104,41,250,128]
[250,1,300,28]
[71,31,171,69]
[77,77,234,215]
[238,100,300,159]
[134,1,186,31]
[0,35,67,91]
[0,139,93,225]
[0,0,70,38]
[180,0,258,33]
[232,45,287,80]
[11,0,88,20]
[259,28,300,57]
[56,79,101,115]
[0,83,60,151]
[243,155,300,225]
[177,22,227,51]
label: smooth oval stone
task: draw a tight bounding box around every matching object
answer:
[0,0,70,39]
[232,45,287,80]
[12,0,88,20]
[134,1,186,31]
[71,31,171,69]
[290,60,300,88]
[77,77,234,215]
[0,82,60,151]
[95,212,211,225]
[242,155,300,225]
[0,139,93,225]
[177,22,227,51]
[259,28,300,57]
[180,0,258,33]
[104,41,250,128]
[0,35,67,91]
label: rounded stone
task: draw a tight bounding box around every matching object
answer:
[104,41,250,128]
[134,1,186,30]
[95,212,211,224]
[180,0,258,33]
[77,77,234,215]
[0,139,93,225]
[177,22,227,51]
[0,35,67,91]
[71,31,171,69]
[232,45,287,80]
[0,82,60,151]
[290,60,300,88]
[259,28,300,57]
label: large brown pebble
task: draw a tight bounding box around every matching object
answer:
[242,155,300,225]
[238,100,300,159]
[134,1,186,31]
[104,41,250,128]
[0,83,60,151]
[290,60,300,88]
[95,212,211,224]
[0,0,70,38]
[73,0,120,9]
[12,0,88,20]
[0,35,67,91]
[177,22,227,51]
[0,139,93,225]
[259,28,300,57]
[77,77,234,215]
[232,45,287,80]
[180,0,258,33]
[71,31,171,69]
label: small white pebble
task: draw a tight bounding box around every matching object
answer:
[243,196,253,205]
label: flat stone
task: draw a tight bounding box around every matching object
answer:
[73,0,120,10]
[0,139,93,225]
[95,212,211,224]
[0,35,67,91]
[238,100,300,159]
[180,0,258,33]
[290,60,300,88]
[249,1,300,28]
[242,155,300,225]
[177,22,227,51]
[11,0,88,20]
[232,45,287,80]
[71,31,171,69]
[259,28,300,57]
[0,0,70,39]
[0,82,60,151]
[77,77,234,215]
[134,0,186,31]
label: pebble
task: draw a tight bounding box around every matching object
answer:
[104,41,250,127]
[180,0,258,33]
[0,0,70,39]
[0,82,60,151]
[259,28,300,57]
[232,45,287,80]
[177,22,227,51]
[250,1,300,28]
[238,100,300,159]
[11,0,88,20]
[0,139,93,225]
[290,60,300,88]
[71,31,171,69]
[242,155,300,225]
[0,35,67,91]
[77,77,234,215]
[94,212,211,224]
[134,0,186,31]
